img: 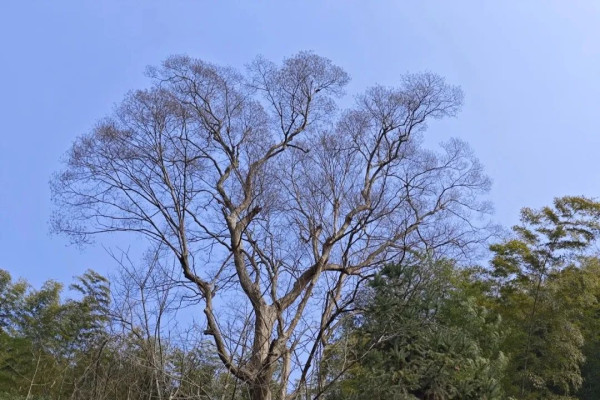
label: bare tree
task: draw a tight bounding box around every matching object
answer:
[108,248,226,400]
[52,52,491,400]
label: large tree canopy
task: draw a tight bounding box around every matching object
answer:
[51,52,491,400]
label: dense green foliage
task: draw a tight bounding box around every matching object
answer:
[322,259,507,400]
[320,197,600,400]
[488,197,600,399]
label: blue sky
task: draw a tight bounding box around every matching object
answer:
[2,0,600,287]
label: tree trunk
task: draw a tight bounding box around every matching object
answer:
[26,353,41,400]
[249,306,275,400]
[250,375,272,400]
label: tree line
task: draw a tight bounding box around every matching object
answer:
[3,197,600,399]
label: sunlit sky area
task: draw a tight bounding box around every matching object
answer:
[2,1,600,287]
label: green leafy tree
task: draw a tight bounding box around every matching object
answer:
[0,271,32,395]
[0,269,113,399]
[0,274,64,398]
[558,258,600,400]
[489,196,600,399]
[323,257,506,400]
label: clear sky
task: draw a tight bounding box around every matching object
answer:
[2,0,600,287]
